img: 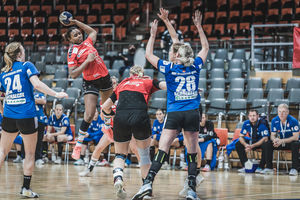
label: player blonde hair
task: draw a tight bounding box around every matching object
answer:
[3,42,22,73]
[170,42,184,54]
[175,44,194,67]
[130,65,144,77]
[278,103,289,111]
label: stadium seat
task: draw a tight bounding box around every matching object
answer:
[247,88,264,104]
[229,78,245,90]
[246,78,262,92]
[227,99,247,116]
[227,88,244,103]
[55,78,69,91]
[228,69,242,80]
[207,88,225,103]
[151,90,167,101]
[209,68,224,79]
[42,79,53,88]
[71,78,83,90]
[157,72,165,81]
[35,61,46,74]
[54,69,68,80]
[44,52,56,64]
[144,69,154,78]
[229,59,243,70]
[211,59,225,70]
[252,99,268,114]
[211,78,225,89]
[288,88,300,104]
[265,78,282,93]
[285,78,300,93]
[30,52,42,62]
[112,59,125,70]
[200,68,207,79]
[66,87,81,99]
[47,87,63,102]
[267,88,284,103]
[199,78,207,93]
[207,98,226,115]
[232,49,246,60]
[215,49,228,60]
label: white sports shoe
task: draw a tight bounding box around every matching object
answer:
[161,161,171,170]
[54,156,62,164]
[35,159,45,166]
[186,188,200,200]
[51,153,56,162]
[97,159,109,166]
[79,168,92,177]
[237,167,245,173]
[179,175,204,197]
[289,168,298,176]
[260,168,273,175]
[114,178,127,199]
[13,155,22,163]
[20,187,39,198]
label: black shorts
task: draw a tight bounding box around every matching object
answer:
[2,117,38,134]
[164,109,200,132]
[113,110,151,142]
[82,74,113,96]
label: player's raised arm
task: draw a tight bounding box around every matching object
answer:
[193,10,209,63]
[157,8,180,44]
[145,19,160,69]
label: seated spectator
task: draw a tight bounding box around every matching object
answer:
[43,104,73,164]
[74,109,104,165]
[198,114,219,172]
[265,104,299,176]
[118,44,136,76]
[235,110,270,173]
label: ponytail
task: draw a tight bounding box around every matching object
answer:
[175,44,194,67]
[2,42,21,73]
[130,65,144,77]
[63,26,77,42]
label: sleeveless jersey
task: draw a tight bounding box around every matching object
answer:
[0,61,39,119]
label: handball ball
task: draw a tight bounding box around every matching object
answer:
[59,11,73,26]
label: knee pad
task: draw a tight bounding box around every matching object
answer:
[115,153,126,160]
[138,147,151,166]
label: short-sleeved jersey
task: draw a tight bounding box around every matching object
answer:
[158,57,203,112]
[87,115,104,137]
[48,113,72,136]
[114,76,159,105]
[34,92,48,124]
[152,119,164,135]
[241,119,269,141]
[161,30,184,52]
[271,115,300,139]
[67,37,108,81]
[0,61,39,119]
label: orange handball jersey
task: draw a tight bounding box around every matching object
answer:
[67,37,108,81]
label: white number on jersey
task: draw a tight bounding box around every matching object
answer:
[4,74,23,94]
[175,75,196,92]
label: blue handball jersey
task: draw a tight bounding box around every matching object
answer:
[48,113,72,136]
[158,57,203,112]
[240,119,269,141]
[87,115,104,137]
[271,115,300,139]
[34,92,48,124]
[0,61,39,119]
[152,119,164,135]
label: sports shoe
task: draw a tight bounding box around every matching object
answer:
[224,162,230,170]
[201,164,211,172]
[255,167,263,173]
[125,158,132,167]
[260,168,273,175]
[35,159,45,166]
[42,155,49,163]
[237,167,245,173]
[179,175,204,197]
[186,188,200,200]
[74,158,85,166]
[13,155,22,163]
[97,159,109,166]
[54,156,62,164]
[161,161,171,170]
[143,194,153,199]
[20,187,39,198]
[79,168,92,177]
[289,168,298,176]
[131,182,152,200]
[180,161,187,169]
[51,153,56,162]
[72,145,82,160]
[114,178,127,199]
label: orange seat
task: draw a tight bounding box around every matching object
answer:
[180,1,190,11]
[91,4,101,12]
[100,15,111,24]
[79,4,90,13]
[232,129,242,141]
[41,5,52,15]
[104,3,114,10]
[116,3,127,10]
[215,128,228,147]
[55,5,65,12]
[180,13,190,24]
[129,2,139,13]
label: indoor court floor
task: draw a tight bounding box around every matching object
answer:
[1,162,300,199]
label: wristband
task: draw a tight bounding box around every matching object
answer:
[55,93,58,98]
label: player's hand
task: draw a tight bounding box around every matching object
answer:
[192,10,202,27]
[68,18,76,26]
[157,8,169,21]
[55,92,68,99]
[86,52,96,63]
[150,19,158,36]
